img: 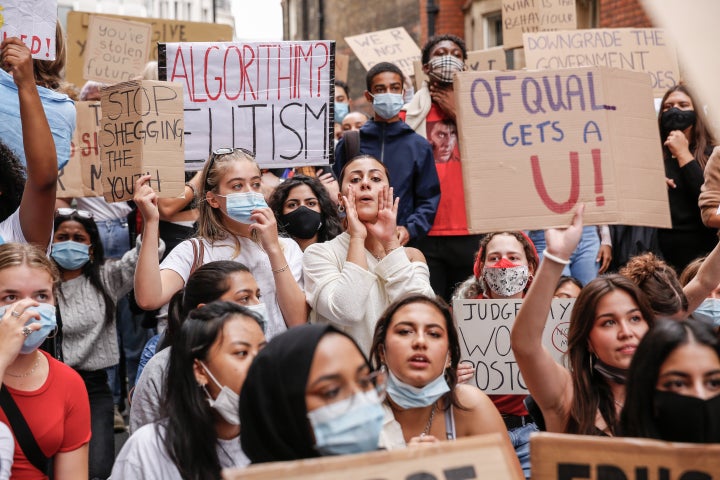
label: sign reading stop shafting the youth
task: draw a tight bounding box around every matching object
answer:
[454,299,573,395]
[159,41,335,170]
[454,66,671,233]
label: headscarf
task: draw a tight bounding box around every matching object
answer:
[239,324,367,463]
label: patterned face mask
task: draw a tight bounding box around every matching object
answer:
[427,55,466,84]
[482,257,529,297]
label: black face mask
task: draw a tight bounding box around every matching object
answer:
[279,206,323,240]
[660,107,697,136]
[593,358,627,385]
[653,390,720,443]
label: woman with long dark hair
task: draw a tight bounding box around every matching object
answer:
[51,205,162,479]
[112,301,265,479]
[268,175,342,251]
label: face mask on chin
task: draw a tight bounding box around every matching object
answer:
[199,361,241,425]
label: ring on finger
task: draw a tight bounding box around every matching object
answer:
[10,310,21,318]
[21,326,32,337]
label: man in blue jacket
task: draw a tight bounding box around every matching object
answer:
[333,62,440,245]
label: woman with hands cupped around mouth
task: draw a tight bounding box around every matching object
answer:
[303,155,435,355]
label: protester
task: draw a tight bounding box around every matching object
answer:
[0,242,90,479]
[303,155,434,354]
[0,22,74,170]
[621,317,720,443]
[111,301,264,478]
[401,34,484,301]
[554,276,583,298]
[268,175,343,251]
[334,62,440,246]
[368,295,519,464]
[341,111,369,133]
[334,80,351,124]
[512,205,655,439]
[130,260,264,433]
[240,324,387,462]
[133,149,307,339]
[51,206,163,479]
[0,37,58,249]
[452,231,539,477]
[657,85,717,272]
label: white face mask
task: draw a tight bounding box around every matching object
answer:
[199,361,240,425]
[245,303,267,332]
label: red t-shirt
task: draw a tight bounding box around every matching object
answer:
[0,350,91,479]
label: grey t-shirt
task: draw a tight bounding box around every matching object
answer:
[129,347,170,434]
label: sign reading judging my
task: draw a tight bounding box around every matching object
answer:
[99,80,185,202]
[0,0,57,59]
[453,299,573,395]
[160,41,335,170]
[65,11,234,88]
[83,16,152,84]
[531,432,720,479]
[523,28,680,97]
[57,101,103,198]
[223,434,523,480]
[502,0,577,50]
[453,66,671,233]
[345,27,421,78]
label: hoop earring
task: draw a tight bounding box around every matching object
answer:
[589,353,595,372]
[338,203,345,213]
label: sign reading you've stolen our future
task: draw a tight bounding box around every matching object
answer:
[99,80,185,202]
[454,66,671,233]
[453,299,573,395]
[159,41,335,170]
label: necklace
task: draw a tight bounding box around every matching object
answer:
[421,402,437,437]
[5,352,41,378]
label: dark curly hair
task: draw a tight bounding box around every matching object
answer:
[268,175,342,243]
[421,34,468,65]
[619,252,687,316]
[0,141,26,223]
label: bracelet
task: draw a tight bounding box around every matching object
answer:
[272,263,289,274]
[185,183,197,197]
[542,249,570,265]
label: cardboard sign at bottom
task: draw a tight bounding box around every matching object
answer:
[223,434,523,480]
[531,432,720,479]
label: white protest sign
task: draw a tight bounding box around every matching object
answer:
[0,0,56,59]
[83,16,152,84]
[345,27,420,78]
[453,298,573,395]
[454,66,671,233]
[502,0,577,49]
[160,41,334,170]
[523,28,679,97]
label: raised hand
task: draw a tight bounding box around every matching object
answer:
[249,207,281,253]
[1,37,34,89]
[365,186,400,250]
[134,175,160,224]
[544,204,585,261]
[342,185,367,240]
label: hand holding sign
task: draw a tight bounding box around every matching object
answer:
[544,204,585,262]
[134,174,160,224]
[1,37,33,87]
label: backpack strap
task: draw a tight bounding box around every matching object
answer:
[189,238,205,277]
[0,384,50,475]
[343,130,361,164]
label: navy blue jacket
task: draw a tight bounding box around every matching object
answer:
[333,119,440,239]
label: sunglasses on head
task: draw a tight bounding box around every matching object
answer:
[204,147,256,188]
[56,208,93,219]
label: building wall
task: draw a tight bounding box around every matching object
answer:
[598,0,651,27]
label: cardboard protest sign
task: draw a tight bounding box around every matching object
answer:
[523,28,679,97]
[345,27,420,78]
[66,11,234,88]
[83,16,152,84]
[502,0,577,50]
[335,53,349,83]
[453,66,671,233]
[223,434,523,480]
[413,48,508,91]
[57,101,103,198]
[99,80,185,202]
[531,432,720,479]
[640,0,720,137]
[0,0,56,59]
[160,41,335,170]
[453,299,572,395]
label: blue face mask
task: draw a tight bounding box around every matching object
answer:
[307,390,385,456]
[219,191,268,224]
[694,298,720,327]
[335,102,350,123]
[51,240,90,270]
[371,93,404,120]
[386,370,450,409]
[0,304,57,354]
